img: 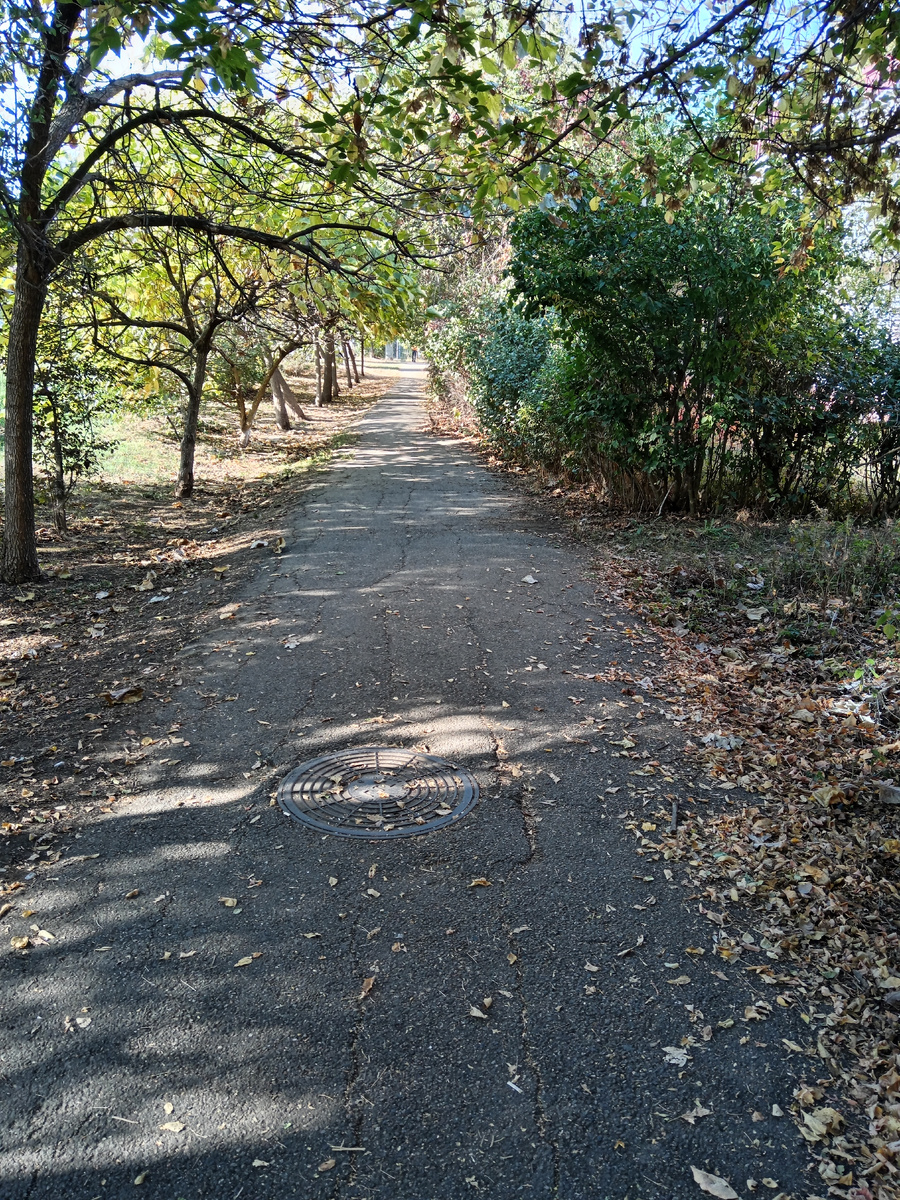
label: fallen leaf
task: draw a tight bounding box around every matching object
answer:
[800,1106,844,1142]
[690,1166,738,1199]
[220,897,238,907]
[124,890,140,899]
[366,888,381,898]
[234,956,254,967]
[360,976,375,998]
[328,876,338,887]
[663,1045,689,1065]
[468,878,491,888]
[468,1005,488,1019]
[252,1159,269,1168]
[100,685,144,706]
[318,1158,336,1172]
[585,962,600,973]
[366,927,381,941]
[681,1101,712,1125]
[668,975,691,986]
[521,575,537,584]
[133,1171,149,1185]
[159,1121,184,1133]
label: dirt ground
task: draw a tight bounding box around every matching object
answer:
[0,362,400,881]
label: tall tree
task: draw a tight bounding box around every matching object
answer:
[0,0,566,581]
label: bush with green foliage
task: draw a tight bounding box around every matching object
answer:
[434,181,900,516]
[32,326,119,531]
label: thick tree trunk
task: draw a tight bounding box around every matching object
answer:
[3,248,48,582]
[347,340,360,384]
[341,339,353,389]
[175,332,213,498]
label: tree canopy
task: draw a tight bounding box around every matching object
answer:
[2,0,900,578]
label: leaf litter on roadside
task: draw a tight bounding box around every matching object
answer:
[581,524,900,1198]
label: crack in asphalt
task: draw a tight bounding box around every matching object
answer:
[1,366,814,1200]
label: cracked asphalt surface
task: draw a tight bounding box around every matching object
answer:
[2,366,815,1199]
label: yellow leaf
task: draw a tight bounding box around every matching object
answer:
[159,1121,184,1133]
[468,878,491,888]
[234,956,254,967]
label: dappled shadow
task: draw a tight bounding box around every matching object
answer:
[2,367,815,1200]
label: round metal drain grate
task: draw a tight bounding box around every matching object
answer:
[277,746,479,839]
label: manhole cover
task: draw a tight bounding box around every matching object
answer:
[277,746,479,839]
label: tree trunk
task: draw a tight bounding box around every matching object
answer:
[323,333,338,401]
[2,247,48,582]
[175,330,213,498]
[273,366,306,421]
[315,336,324,406]
[347,340,360,384]
[359,331,365,377]
[342,338,353,389]
[50,400,67,534]
[272,371,290,430]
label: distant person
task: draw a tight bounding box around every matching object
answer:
[411,347,418,362]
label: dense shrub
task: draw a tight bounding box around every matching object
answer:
[430,186,900,516]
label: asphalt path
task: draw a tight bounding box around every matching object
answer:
[2,366,814,1200]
